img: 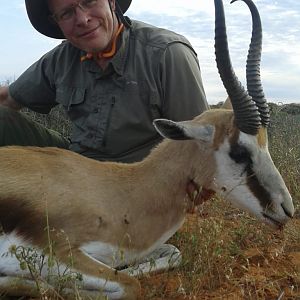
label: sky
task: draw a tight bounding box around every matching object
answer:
[1,0,299,105]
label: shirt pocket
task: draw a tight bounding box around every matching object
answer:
[55,86,88,124]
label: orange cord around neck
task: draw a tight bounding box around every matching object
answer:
[80,23,124,62]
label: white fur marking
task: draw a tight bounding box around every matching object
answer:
[214,137,262,217]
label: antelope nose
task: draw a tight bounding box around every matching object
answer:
[281,201,294,218]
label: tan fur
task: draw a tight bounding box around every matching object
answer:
[0,129,216,250]
[221,97,233,109]
[0,116,226,233]
[257,127,268,147]
[194,109,237,150]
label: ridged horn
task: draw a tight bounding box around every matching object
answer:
[214,0,261,135]
[231,0,270,127]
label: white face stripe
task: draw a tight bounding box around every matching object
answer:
[213,131,293,225]
[213,137,263,217]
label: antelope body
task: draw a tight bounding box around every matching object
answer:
[0,0,294,299]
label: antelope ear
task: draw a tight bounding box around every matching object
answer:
[153,119,214,143]
[222,97,233,109]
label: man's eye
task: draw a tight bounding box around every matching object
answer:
[59,9,74,21]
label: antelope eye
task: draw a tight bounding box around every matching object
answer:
[229,144,252,165]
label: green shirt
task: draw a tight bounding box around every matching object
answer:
[9,20,208,162]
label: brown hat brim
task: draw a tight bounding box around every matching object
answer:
[25,0,132,39]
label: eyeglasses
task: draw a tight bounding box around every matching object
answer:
[51,0,100,23]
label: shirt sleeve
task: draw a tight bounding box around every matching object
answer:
[9,53,57,114]
[159,42,209,121]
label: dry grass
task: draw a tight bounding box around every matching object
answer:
[141,204,300,299]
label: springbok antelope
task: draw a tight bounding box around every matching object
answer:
[0,0,294,299]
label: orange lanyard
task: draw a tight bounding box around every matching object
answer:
[81,23,124,62]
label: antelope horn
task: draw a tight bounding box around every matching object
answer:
[214,0,261,135]
[231,0,270,127]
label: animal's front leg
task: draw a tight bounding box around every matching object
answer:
[0,233,140,299]
[55,247,141,300]
[0,276,46,297]
[0,275,133,300]
[119,244,182,277]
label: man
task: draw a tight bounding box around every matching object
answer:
[0,0,208,161]
[0,0,210,276]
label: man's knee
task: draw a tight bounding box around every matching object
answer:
[0,106,68,148]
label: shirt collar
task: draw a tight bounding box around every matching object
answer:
[81,26,130,77]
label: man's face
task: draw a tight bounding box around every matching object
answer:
[48,0,116,53]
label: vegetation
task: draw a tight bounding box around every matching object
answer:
[0,102,299,299]
[21,106,71,138]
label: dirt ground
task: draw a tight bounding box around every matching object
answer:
[139,208,300,300]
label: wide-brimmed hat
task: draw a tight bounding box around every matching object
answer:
[25,0,132,39]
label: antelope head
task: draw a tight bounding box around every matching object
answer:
[212,0,294,227]
[155,0,294,229]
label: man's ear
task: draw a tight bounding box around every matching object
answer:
[153,119,214,143]
[109,0,116,11]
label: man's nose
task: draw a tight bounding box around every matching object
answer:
[74,6,91,25]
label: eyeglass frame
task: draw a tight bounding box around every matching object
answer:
[51,0,100,23]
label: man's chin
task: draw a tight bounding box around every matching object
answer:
[69,38,108,54]
[82,44,108,54]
